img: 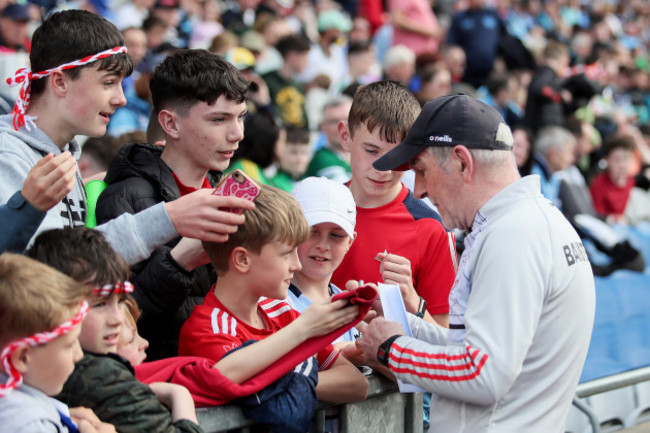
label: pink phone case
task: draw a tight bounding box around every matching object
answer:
[212,169,261,214]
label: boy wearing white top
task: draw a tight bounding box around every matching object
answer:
[288,177,360,349]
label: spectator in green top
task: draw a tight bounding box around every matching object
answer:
[270,126,311,192]
[305,95,353,182]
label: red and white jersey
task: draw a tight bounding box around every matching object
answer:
[179,289,338,371]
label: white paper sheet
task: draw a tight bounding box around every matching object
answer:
[378,283,426,393]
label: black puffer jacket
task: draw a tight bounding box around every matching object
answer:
[96,142,220,360]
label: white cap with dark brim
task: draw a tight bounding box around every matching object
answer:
[291,177,356,238]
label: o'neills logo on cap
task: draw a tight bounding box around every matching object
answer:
[429,135,453,143]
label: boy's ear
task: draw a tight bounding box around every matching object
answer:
[338,121,351,152]
[158,109,181,140]
[49,70,69,97]
[345,232,356,251]
[10,346,31,374]
[231,246,251,273]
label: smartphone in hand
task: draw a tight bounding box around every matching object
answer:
[212,169,261,214]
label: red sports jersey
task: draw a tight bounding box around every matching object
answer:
[331,184,456,315]
[179,290,339,371]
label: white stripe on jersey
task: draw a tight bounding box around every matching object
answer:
[320,350,338,371]
[211,308,221,334]
[211,307,237,336]
[221,312,229,335]
[295,356,314,376]
[261,298,283,309]
[230,316,236,336]
[266,304,292,318]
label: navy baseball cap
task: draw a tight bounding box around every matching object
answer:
[374,94,514,171]
[1,3,30,21]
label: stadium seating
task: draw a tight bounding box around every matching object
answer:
[567,260,650,432]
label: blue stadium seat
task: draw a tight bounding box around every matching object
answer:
[581,277,629,382]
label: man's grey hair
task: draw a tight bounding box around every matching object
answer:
[426,146,517,174]
[383,45,415,71]
[534,126,575,158]
[322,95,353,112]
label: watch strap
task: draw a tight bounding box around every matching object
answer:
[377,334,402,367]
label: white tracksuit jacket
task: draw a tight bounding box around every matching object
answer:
[392,175,595,432]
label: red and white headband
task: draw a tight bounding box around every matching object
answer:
[93,281,134,297]
[0,300,89,397]
[5,45,127,130]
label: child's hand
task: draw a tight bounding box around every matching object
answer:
[337,340,366,366]
[69,407,116,433]
[345,280,383,319]
[170,236,210,271]
[22,152,77,212]
[298,298,359,338]
[148,382,199,423]
[375,251,420,314]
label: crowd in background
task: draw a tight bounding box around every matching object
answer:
[2,0,650,232]
[0,2,648,431]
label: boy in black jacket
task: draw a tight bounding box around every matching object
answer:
[96,49,251,359]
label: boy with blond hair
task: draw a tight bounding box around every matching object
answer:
[0,253,111,432]
[179,185,368,404]
[332,81,456,326]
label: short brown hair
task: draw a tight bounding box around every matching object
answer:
[203,185,309,275]
[26,227,130,288]
[0,253,87,348]
[543,40,569,61]
[604,133,636,157]
[347,80,421,143]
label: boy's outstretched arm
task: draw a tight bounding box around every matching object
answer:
[165,190,255,244]
[96,189,255,265]
[316,354,369,403]
[214,300,359,384]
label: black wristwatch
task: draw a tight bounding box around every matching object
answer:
[377,334,402,367]
[416,296,427,318]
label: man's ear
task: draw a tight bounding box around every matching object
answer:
[231,246,251,273]
[338,121,352,152]
[158,109,180,140]
[10,346,31,374]
[452,145,474,182]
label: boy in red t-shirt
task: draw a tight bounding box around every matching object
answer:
[179,185,368,403]
[332,80,457,327]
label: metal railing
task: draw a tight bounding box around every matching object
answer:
[197,373,424,433]
[572,366,650,433]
